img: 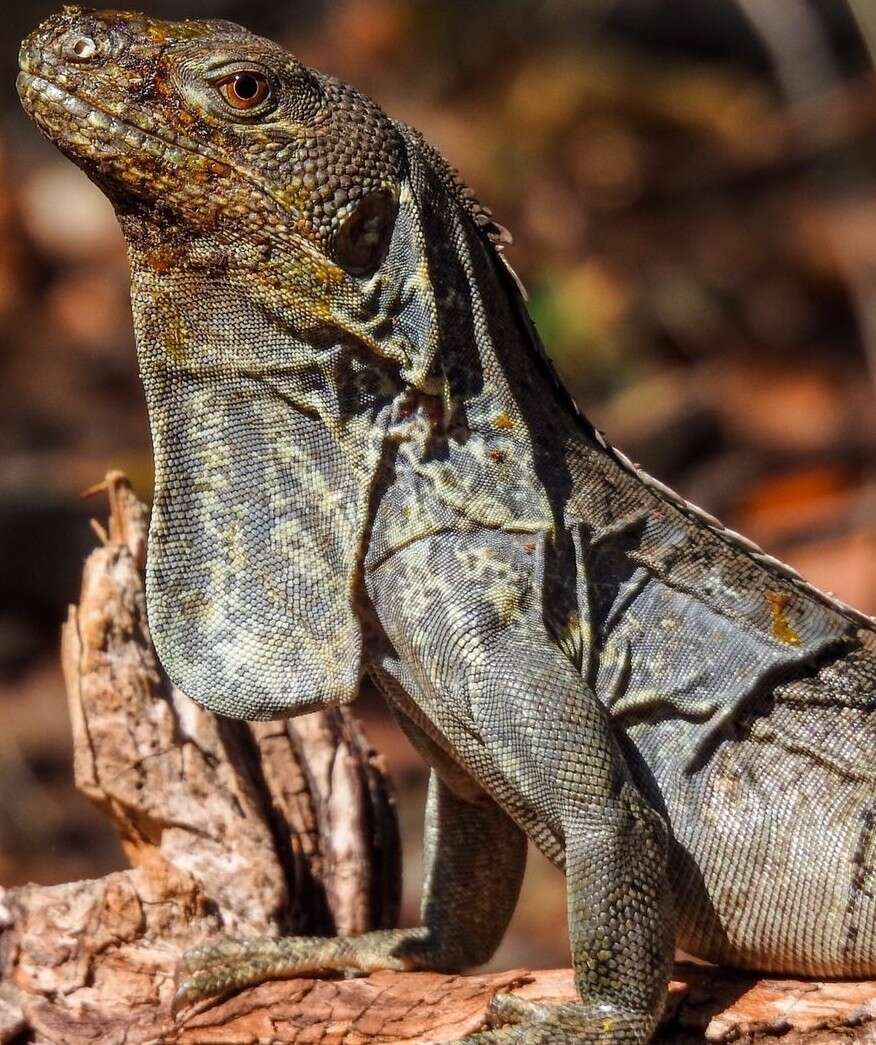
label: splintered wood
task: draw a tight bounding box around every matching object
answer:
[0,473,874,1044]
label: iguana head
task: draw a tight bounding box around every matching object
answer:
[19,8,552,718]
[18,7,510,354]
[18,7,406,270]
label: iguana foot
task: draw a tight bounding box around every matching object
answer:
[455,994,654,1044]
[173,931,413,1014]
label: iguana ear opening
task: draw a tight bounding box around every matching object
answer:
[331,188,398,276]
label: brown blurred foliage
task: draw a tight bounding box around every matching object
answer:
[1,0,875,971]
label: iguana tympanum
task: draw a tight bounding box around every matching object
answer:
[18,8,876,1043]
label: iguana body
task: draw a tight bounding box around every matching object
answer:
[18,9,876,1042]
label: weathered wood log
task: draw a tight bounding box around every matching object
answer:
[1,472,875,1044]
[0,472,400,1042]
[64,472,400,942]
[164,966,876,1044]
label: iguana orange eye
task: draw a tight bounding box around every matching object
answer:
[217,72,270,110]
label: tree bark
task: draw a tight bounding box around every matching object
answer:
[0,473,874,1044]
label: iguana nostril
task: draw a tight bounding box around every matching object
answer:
[64,34,97,61]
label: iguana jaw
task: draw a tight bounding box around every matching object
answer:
[18,68,231,193]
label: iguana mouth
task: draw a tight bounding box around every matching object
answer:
[17,69,222,171]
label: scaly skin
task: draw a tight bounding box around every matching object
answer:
[18,9,876,1043]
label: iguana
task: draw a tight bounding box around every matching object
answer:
[18,8,876,1043]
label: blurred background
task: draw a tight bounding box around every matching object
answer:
[2,0,876,971]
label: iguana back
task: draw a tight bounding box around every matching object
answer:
[564,429,876,974]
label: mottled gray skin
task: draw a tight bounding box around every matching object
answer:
[18,9,876,1043]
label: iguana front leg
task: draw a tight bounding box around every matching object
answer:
[457,799,672,1044]
[363,535,675,1044]
[173,765,527,1008]
[454,657,671,1045]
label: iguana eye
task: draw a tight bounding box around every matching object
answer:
[332,189,397,277]
[217,72,271,111]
